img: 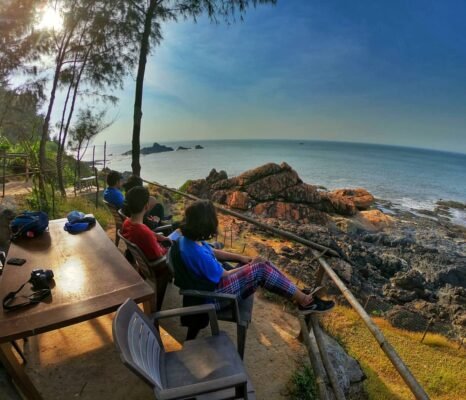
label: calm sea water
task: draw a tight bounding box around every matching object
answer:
[82,140,466,222]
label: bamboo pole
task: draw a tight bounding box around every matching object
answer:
[299,316,331,400]
[312,251,430,400]
[103,141,107,189]
[310,315,346,400]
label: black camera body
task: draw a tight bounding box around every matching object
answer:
[30,269,54,290]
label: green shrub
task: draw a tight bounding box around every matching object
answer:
[288,363,317,400]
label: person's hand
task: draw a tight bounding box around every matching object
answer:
[250,256,266,264]
[147,215,161,223]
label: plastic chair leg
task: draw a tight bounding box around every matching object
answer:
[237,324,247,360]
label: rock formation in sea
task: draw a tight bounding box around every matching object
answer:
[195,145,204,149]
[186,162,375,224]
[176,146,191,151]
[185,162,466,338]
[122,142,173,155]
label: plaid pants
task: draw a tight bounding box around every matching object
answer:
[215,261,297,307]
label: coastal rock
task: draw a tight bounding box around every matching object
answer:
[206,169,228,184]
[331,188,375,210]
[226,191,251,210]
[438,285,466,307]
[391,269,426,291]
[386,306,428,332]
[176,146,191,151]
[321,331,366,395]
[434,265,466,288]
[184,162,377,223]
[195,145,204,149]
[253,201,328,224]
[246,170,300,201]
[282,183,321,204]
[235,162,291,186]
[319,192,358,216]
[122,142,173,155]
[359,210,394,229]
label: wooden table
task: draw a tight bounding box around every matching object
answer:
[0,219,155,400]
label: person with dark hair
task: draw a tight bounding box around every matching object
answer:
[178,200,335,314]
[104,170,124,208]
[121,186,171,260]
[122,175,168,228]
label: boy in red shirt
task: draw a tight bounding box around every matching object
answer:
[121,186,172,311]
[121,186,171,260]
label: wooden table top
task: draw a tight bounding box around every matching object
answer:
[0,219,154,342]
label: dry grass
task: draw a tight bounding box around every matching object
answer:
[322,306,466,400]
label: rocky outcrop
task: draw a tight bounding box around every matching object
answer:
[330,188,375,210]
[176,146,190,151]
[122,142,173,155]
[195,145,204,149]
[185,162,374,224]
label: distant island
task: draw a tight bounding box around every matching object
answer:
[121,142,205,155]
[122,142,173,155]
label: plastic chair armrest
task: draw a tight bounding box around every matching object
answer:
[148,256,167,268]
[154,304,219,335]
[180,289,241,322]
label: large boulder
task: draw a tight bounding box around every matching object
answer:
[253,201,328,224]
[226,191,251,210]
[386,306,428,332]
[330,188,375,210]
[391,269,426,290]
[234,162,292,186]
[359,210,393,229]
[319,192,358,216]
[282,183,321,204]
[246,170,301,201]
[321,330,366,396]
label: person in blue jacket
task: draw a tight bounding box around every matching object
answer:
[103,170,124,208]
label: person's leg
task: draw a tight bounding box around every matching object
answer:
[216,261,310,304]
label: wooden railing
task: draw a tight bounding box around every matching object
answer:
[142,178,430,400]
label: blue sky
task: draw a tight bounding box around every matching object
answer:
[87,0,466,153]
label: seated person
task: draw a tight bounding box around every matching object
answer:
[177,200,335,314]
[103,170,124,209]
[123,175,171,230]
[121,186,172,260]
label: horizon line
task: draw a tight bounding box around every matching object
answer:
[91,138,466,157]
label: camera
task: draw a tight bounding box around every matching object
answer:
[30,269,54,290]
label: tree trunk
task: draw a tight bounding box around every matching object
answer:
[132,0,157,177]
[39,31,73,204]
[56,51,89,195]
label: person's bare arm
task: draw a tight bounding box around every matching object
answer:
[213,248,250,264]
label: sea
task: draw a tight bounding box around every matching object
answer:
[80,140,466,226]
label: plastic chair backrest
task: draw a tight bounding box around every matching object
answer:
[103,200,124,225]
[113,299,164,389]
[117,230,165,280]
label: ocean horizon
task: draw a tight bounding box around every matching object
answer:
[80,139,466,223]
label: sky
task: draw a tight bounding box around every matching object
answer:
[71,0,466,153]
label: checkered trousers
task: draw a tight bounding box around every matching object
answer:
[215,261,297,308]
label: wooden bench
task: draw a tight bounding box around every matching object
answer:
[75,176,96,192]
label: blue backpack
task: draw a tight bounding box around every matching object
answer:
[10,211,49,241]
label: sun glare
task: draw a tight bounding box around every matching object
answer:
[37,6,63,31]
